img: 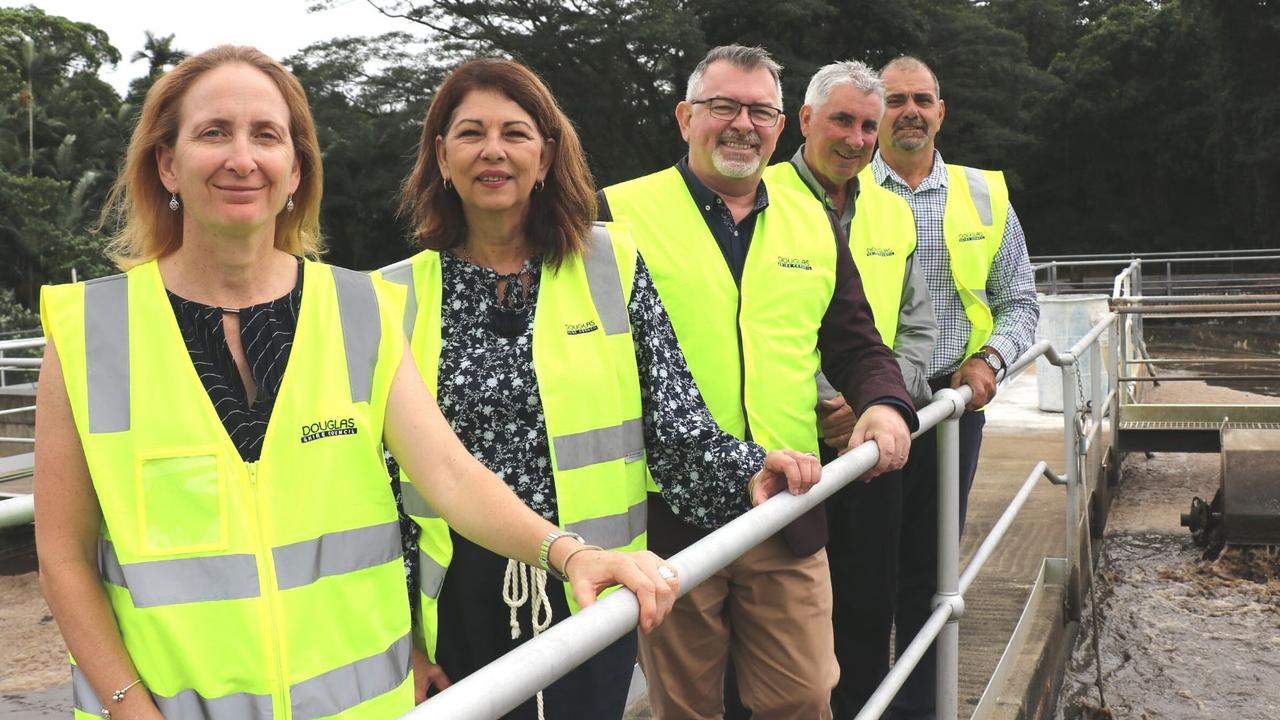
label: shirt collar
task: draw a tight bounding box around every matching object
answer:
[677,156,769,214]
[872,148,948,193]
[789,144,860,211]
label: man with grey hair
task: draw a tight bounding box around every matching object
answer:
[763,59,936,718]
[599,45,918,719]
[872,55,1039,720]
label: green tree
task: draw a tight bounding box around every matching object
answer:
[125,30,187,106]
[286,33,451,269]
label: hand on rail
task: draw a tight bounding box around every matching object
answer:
[411,644,452,703]
[846,404,911,479]
[565,548,678,634]
[951,356,998,410]
[817,395,855,450]
[747,449,823,506]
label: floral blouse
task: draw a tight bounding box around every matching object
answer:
[431,250,765,528]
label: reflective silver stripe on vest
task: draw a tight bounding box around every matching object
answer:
[272,521,402,592]
[332,267,381,404]
[972,288,989,306]
[581,225,630,336]
[552,418,644,472]
[419,547,447,600]
[379,259,418,340]
[153,685,275,719]
[71,664,100,714]
[83,274,130,433]
[98,537,260,608]
[963,167,993,226]
[401,482,440,519]
[565,499,647,550]
[290,632,411,720]
[73,665,274,719]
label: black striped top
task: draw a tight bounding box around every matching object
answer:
[166,260,303,462]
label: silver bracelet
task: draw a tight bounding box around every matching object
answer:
[100,677,144,717]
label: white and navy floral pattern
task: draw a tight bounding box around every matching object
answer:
[434,250,764,528]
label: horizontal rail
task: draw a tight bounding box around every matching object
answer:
[1117,374,1279,382]
[1034,253,1280,269]
[0,437,35,444]
[1033,247,1280,263]
[0,405,35,417]
[0,337,46,352]
[1139,357,1280,365]
[0,494,34,526]
[0,358,43,368]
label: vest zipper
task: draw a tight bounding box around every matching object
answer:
[246,461,290,716]
[735,291,752,442]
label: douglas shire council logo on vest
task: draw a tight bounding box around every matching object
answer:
[565,320,599,336]
[777,256,813,271]
[865,247,895,257]
[301,417,358,444]
[958,231,986,243]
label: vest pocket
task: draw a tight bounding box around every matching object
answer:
[136,452,226,555]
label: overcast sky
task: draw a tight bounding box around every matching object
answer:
[7,0,422,95]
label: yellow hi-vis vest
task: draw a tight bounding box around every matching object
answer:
[762,161,916,348]
[603,167,836,454]
[376,224,647,661]
[943,164,1009,356]
[41,260,413,720]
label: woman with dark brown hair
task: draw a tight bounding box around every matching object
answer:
[380,58,822,718]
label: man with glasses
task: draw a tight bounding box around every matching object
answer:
[600,45,917,719]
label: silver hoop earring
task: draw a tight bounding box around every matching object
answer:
[443,178,453,191]
[535,179,545,192]
[286,195,295,213]
[169,193,180,211]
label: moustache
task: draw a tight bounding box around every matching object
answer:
[718,129,761,146]
[894,117,927,132]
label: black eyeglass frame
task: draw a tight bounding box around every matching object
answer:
[689,97,784,127]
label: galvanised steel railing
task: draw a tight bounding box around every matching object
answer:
[405,309,1119,719]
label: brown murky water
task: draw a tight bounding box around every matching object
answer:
[1055,533,1280,719]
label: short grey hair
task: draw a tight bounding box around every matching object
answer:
[880,55,941,98]
[686,45,784,109]
[803,60,884,111]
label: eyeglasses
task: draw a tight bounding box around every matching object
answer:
[690,97,783,127]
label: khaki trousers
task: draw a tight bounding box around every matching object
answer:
[639,534,838,720]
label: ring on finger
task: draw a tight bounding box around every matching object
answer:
[657,565,677,581]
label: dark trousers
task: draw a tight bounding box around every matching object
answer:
[436,531,637,719]
[827,470,903,719]
[887,409,985,720]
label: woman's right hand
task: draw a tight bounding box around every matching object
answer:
[562,548,678,634]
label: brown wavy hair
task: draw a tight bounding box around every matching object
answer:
[101,45,324,269]
[399,58,595,268]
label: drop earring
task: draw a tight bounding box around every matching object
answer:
[169,193,180,211]
[286,195,295,213]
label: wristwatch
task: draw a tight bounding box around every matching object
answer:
[538,530,584,582]
[969,349,1003,376]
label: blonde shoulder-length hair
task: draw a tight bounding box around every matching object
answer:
[101,45,324,269]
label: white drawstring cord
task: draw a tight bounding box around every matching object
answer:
[502,559,554,720]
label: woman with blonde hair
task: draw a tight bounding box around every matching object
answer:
[36,45,685,720]
[382,58,821,719]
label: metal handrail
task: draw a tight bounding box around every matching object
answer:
[408,307,1119,718]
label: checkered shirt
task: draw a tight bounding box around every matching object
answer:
[871,150,1039,378]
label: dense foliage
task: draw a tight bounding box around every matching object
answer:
[2,0,1277,320]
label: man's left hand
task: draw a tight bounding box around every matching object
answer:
[845,403,911,479]
[951,357,998,410]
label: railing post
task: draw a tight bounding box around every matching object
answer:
[1061,358,1081,619]
[1108,316,1121,463]
[1050,261,1059,294]
[934,391,963,720]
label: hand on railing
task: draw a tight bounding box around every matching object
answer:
[564,549,678,634]
[818,395,856,450]
[952,355,1000,410]
[747,450,823,506]
[846,404,911,478]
